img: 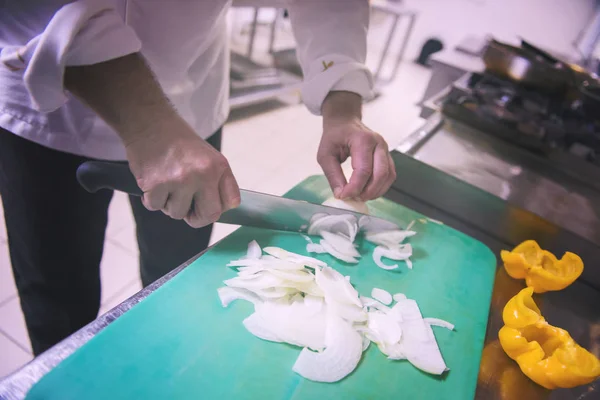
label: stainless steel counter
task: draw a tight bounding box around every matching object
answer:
[391,115,600,399]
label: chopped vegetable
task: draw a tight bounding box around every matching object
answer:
[292,315,363,383]
[365,230,416,248]
[217,240,453,383]
[320,239,359,264]
[424,318,455,331]
[392,293,407,302]
[322,197,370,215]
[500,240,583,293]
[308,214,358,241]
[246,240,261,259]
[371,288,393,305]
[499,287,600,389]
[217,287,261,308]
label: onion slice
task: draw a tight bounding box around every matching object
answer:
[321,239,359,264]
[315,267,362,307]
[392,293,407,302]
[322,198,370,215]
[306,243,327,254]
[292,315,362,382]
[395,299,447,375]
[424,318,455,331]
[365,230,416,248]
[308,214,358,242]
[263,246,327,268]
[217,287,262,307]
[372,247,399,270]
[320,231,360,258]
[246,240,262,259]
[371,288,393,305]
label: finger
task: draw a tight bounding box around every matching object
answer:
[219,168,241,212]
[163,187,195,220]
[371,152,397,199]
[142,185,169,211]
[384,153,397,194]
[339,139,376,200]
[317,152,347,198]
[359,145,390,201]
[185,183,222,228]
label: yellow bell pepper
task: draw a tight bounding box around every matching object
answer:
[500,240,583,293]
[498,287,600,389]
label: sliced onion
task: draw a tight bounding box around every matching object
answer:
[292,315,362,382]
[306,243,327,254]
[362,336,371,352]
[395,299,447,375]
[268,269,314,283]
[255,287,293,299]
[263,246,327,268]
[365,230,416,248]
[392,293,407,302]
[371,288,393,305]
[315,267,362,307]
[308,214,358,242]
[360,296,379,308]
[386,303,404,323]
[243,312,282,343]
[236,266,266,279]
[367,311,402,345]
[223,273,284,291]
[246,240,262,259]
[427,218,444,225]
[321,239,359,264]
[424,318,455,331]
[303,295,324,313]
[406,258,413,270]
[361,295,392,313]
[217,287,262,308]
[320,230,360,258]
[406,220,416,231]
[251,301,327,350]
[227,258,305,271]
[379,342,406,360]
[373,246,399,270]
[327,300,368,322]
[322,198,370,215]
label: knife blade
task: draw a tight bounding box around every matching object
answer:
[76,161,398,233]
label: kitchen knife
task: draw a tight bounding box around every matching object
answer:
[76,161,398,233]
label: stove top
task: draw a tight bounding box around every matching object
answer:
[441,73,600,164]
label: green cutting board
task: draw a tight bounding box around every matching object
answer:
[27,176,496,400]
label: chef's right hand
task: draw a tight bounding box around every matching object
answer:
[124,115,240,228]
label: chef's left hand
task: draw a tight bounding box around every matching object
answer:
[318,91,396,201]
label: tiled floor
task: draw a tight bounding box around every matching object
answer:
[0,20,432,379]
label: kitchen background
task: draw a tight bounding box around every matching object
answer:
[1,0,599,378]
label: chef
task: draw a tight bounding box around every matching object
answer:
[0,0,396,355]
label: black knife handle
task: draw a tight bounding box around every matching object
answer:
[76,161,144,197]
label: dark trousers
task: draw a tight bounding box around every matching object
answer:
[0,128,221,355]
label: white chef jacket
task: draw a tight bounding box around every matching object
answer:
[0,0,373,161]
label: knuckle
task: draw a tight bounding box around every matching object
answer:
[356,166,373,177]
[184,216,204,229]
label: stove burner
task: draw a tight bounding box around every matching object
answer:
[442,72,600,161]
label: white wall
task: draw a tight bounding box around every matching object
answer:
[372,0,597,60]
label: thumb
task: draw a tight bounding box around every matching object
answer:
[317,153,347,198]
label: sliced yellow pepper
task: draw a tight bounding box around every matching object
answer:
[500,240,583,293]
[499,287,600,389]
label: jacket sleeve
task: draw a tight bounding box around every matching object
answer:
[286,0,374,115]
[0,0,141,113]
